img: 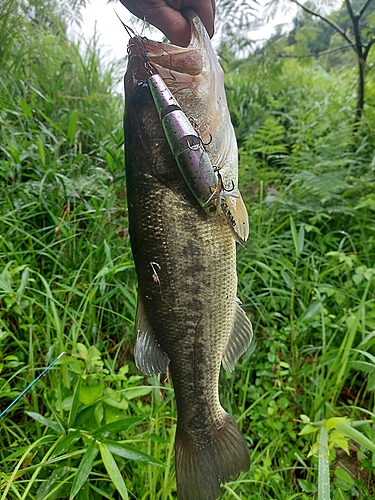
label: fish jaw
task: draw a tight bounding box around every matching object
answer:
[142,11,225,149]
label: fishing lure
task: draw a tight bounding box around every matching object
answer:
[148,73,221,216]
[116,16,235,221]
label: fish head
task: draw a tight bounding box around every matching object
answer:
[125,10,225,148]
[125,10,249,242]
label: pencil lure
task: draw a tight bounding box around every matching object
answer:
[148,73,221,216]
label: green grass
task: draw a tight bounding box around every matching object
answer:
[1,1,375,499]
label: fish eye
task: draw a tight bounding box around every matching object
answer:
[136,81,152,102]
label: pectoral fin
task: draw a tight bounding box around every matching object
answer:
[134,298,170,375]
[222,300,253,372]
[222,194,249,244]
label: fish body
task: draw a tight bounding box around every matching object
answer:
[124,11,252,500]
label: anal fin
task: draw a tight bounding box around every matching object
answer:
[222,300,253,372]
[134,298,170,376]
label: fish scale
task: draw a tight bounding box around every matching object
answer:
[124,9,253,500]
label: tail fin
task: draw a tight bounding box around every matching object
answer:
[175,414,249,500]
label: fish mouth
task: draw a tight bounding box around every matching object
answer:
[126,10,206,84]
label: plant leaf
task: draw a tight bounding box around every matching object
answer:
[99,442,128,500]
[53,430,81,457]
[70,439,98,500]
[68,377,81,428]
[299,424,319,436]
[25,412,61,434]
[290,215,299,258]
[318,427,330,500]
[122,386,153,400]
[336,422,375,453]
[37,136,45,166]
[103,440,164,466]
[329,430,350,455]
[300,300,322,322]
[92,417,143,438]
[68,110,78,145]
[325,417,348,431]
[79,382,104,405]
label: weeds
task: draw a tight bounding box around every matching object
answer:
[1,0,375,498]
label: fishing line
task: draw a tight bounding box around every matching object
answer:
[0,352,66,421]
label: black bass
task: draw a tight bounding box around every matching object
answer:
[124,10,252,500]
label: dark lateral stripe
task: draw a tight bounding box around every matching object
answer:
[161,104,181,120]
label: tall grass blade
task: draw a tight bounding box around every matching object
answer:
[0,352,65,420]
[318,427,330,500]
[70,440,99,500]
[99,442,129,500]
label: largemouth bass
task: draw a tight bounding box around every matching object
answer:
[124,10,252,500]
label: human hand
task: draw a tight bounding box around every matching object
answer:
[119,0,215,47]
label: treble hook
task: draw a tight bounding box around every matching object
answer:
[202,133,212,147]
[186,137,202,151]
[214,168,236,193]
[188,118,212,148]
[222,178,235,193]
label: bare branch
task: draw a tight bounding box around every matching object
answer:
[276,44,355,59]
[345,0,356,21]
[289,0,355,49]
[345,0,364,57]
[364,36,375,59]
[359,0,374,18]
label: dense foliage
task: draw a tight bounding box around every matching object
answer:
[271,0,375,59]
[264,0,375,123]
[1,0,375,499]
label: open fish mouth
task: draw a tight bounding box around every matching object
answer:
[123,6,224,153]
[126,11,205,78]
[142,40,203,77]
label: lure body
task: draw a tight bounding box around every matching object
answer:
[148,73,220,216]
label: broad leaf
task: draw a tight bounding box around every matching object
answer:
[53,430,81,457]
[318,427,330,500]
[92,417,143,438]
[26,412,62,434]
[336,422,375,453]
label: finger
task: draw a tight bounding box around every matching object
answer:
[182,0,215,38]
[149,6,192,46]
[119,0,148,20]
[119,0,191,46]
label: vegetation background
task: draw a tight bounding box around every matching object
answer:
[1,0,375,498]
